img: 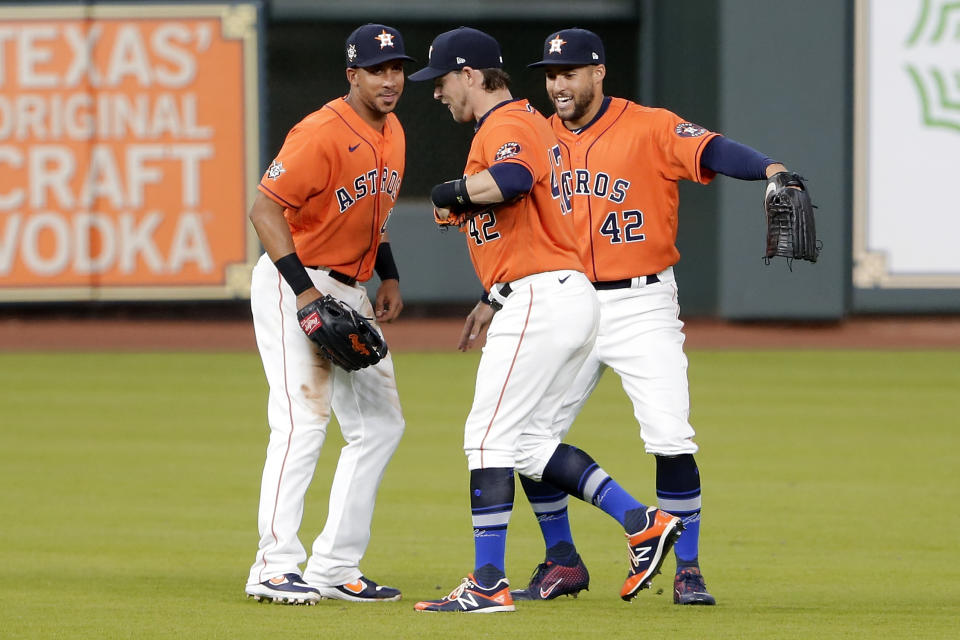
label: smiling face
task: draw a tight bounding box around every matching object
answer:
[347,59,405,118]
[433,71,472,123]
[544,64,605,130]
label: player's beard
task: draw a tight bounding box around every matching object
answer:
[555,85,595,125]
[445,94,471,123]
[374,92,400,114]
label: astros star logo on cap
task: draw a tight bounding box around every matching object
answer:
[375,30,395,49]
[548,35,566,54]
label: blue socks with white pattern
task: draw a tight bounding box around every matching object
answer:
[541,444,648,531]
[656,454,702,568]
[470,468,514,587]
[523,447,705,572]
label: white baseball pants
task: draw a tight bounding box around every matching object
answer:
[551,267,699,456]
[464,270,600,479]
[247,253,404,588]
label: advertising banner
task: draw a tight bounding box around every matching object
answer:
[0,3,261,301]
[855,0,960,289]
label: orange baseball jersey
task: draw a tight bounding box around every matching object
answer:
[459,99,582,291]
[550,97,719,281]
[258,97,405,282]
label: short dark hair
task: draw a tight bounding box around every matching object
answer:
[480,68,511,91]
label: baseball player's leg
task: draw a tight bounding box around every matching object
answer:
[598,275,714,603]
[513,345,606,598]
[496,277,676,600]
[302,284,405,600]
[247,254,332,601]
[415,271,595,613]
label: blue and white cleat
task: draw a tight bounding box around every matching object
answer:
[316,576,402,602]
[245,573,321,605]
[415,574,515,613]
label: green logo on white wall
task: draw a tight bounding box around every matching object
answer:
[905,0,960,132]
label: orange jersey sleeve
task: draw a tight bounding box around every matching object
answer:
[459,99,582,291]
[552,98,718,280]
[257,98,405,282]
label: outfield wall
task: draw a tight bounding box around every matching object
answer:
[2,0,958,318]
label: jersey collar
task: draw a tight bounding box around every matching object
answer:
[475,98,523,132]
[566,95,612,135]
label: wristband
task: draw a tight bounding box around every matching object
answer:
[431,178,472,210]
[374,242,399,281]
[274,252,313,295]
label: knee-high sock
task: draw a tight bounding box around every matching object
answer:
[656,454,701,566]
[471,468,514,586]
[519,475,577,564]
[541,444,648,532]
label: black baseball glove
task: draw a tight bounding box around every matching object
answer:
[763,171,819,265]
[296,295,388,371]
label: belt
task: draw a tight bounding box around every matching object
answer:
[488,282,513,312]
[305,266,357,287]
[593,274,659,290]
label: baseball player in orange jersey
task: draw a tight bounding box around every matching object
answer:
[243,24,412,605]
[407,27,683,614]
[488,28,808,606]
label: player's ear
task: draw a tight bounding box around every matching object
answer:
[594,64,606,83]
[345,67,358,86]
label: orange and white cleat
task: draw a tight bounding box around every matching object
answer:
[620,507,684,601]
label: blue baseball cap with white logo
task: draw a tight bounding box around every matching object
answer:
[528,28,605,68]
[345,24,415,68]
[408,27,503,81]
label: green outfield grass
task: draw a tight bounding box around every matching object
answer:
[1,350,957,639]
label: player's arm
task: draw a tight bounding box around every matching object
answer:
[700,136,789,180]
[248,191,322,308]
[431,163,533,215]
[373,233,403,322]
[458,299,495,352]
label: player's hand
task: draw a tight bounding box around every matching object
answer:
[295,287,323,311]
[458,301,495,352]
[375,278,403,323]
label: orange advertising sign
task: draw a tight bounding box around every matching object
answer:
[0,3,261,301]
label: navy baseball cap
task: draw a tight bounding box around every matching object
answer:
[528,28,605,68]
[408,27,503,81]
[345,24,415,68]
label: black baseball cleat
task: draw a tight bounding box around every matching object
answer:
[673,567,717,605]
[510,556,590,600]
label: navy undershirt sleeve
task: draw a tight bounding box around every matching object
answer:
[700,136,774,181]
[488,162,534,201]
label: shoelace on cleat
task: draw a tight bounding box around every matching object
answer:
[627,543,647,569]
[445,577,475,600]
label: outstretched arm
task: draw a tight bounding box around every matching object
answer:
[701,136,788,181]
